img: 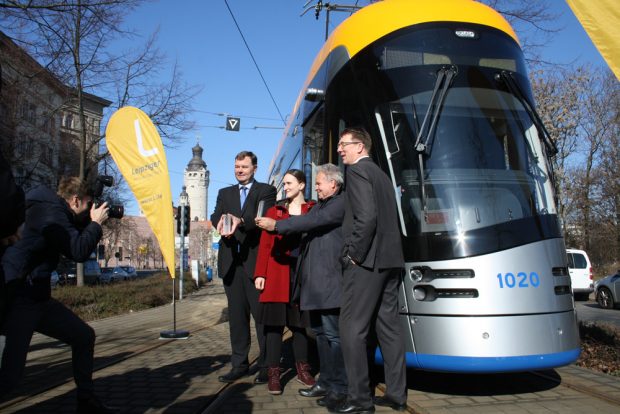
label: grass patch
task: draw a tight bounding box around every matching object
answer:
[52,272,199,322]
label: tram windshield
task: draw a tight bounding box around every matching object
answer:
[362,24,561,261]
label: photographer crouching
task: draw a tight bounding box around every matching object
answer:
[0,176,115,413]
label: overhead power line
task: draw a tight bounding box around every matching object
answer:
[194,109,283,122]
[223,0,286,125]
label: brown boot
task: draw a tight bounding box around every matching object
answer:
[267,366,282,395]
[295,361,316,387]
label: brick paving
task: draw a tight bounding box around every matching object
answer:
[1,280,619,413]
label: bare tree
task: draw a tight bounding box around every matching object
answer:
[479,0,561,65]
[1,0,200,285]
[530,67,585,229]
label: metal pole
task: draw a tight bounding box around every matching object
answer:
[172,277,176,331]
[179,204,184,300]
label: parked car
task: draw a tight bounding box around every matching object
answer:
[57,266,77,285]
[56,258,101,285]
[100,266,129,283]
[83,259,102,285]
[595,271,620,309]
[50,270,60,288]
[121,266,138,279]
[566,248,594,301]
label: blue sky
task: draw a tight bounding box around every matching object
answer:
[114,0,608,217]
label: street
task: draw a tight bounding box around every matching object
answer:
[575,296,620,329]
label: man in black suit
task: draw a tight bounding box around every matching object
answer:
[332,128,407,413]
[210,151,276,384]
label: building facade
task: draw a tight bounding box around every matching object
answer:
[0,31,110,191]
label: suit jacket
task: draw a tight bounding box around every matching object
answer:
[277,192,345,310]
[210,180,276,278]
[342,157,404,270]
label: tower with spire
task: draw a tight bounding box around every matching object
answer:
[183,140,210,221]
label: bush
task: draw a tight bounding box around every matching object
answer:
[52,272,199,322]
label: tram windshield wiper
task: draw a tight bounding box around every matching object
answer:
[413,65,458,155]
[413,65,457,222]
[498,71,558,156]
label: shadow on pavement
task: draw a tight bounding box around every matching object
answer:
[11,354,230,413]
[401,368,561,396]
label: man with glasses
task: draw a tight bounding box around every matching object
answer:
[333,127,407,414]
[0,176,113,413]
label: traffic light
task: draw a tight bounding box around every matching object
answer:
[175,207,181,235]
[183,205,191,236]
[118,246,123,259]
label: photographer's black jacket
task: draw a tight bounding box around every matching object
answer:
[0,152,24,243]
[1,185,102,300]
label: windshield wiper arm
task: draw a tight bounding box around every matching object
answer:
[413,65,458,155]
[413,65,457,223]
[498,71,558,156]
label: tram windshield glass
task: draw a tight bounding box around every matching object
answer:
[359,24,561,261]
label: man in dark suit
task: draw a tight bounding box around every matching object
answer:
[255,163,347,409]
[210,151,276,384]
[333,128,407,413]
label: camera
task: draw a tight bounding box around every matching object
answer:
[92,175,124,219]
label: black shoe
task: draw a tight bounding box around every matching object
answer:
[218,368,248,383]
[76,395,118,414]
[253,367,268,384]
[299,383,329,397]
[328,400,375,414]
[373,396,407,411]
[318,392,347,409]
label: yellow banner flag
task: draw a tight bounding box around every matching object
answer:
[106,107,176,278]
[566,0,620,80]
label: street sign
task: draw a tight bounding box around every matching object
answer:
[225,117,240,131]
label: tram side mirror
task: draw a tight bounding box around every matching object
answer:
[304,87,325,102]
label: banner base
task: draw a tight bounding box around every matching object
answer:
[159,330,190,339]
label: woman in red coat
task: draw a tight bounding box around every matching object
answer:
[254,169,315,395]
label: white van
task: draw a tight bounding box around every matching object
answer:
[566,248,594,301]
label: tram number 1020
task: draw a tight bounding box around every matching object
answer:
[497,272,540,289]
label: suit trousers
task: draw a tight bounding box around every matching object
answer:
[0,296,96,398]
[223,264,265,370]
[340,264,406,406]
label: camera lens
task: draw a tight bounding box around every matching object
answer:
[109,205,124,219]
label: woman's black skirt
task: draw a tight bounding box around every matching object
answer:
[257,301,310,328]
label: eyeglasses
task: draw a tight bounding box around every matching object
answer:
[337,141,361,148]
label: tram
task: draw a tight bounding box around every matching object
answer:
[267,0,580,372]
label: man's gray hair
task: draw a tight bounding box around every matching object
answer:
[316,163,343,188]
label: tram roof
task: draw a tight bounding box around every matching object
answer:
[271,0,519,173]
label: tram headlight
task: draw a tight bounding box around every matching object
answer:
[413,287,427,301]
[410,268,424,282]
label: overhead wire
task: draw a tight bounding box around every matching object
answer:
[223,0,286,125]
[193,109,282,122]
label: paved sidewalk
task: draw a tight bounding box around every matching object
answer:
[1,282,619,413]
